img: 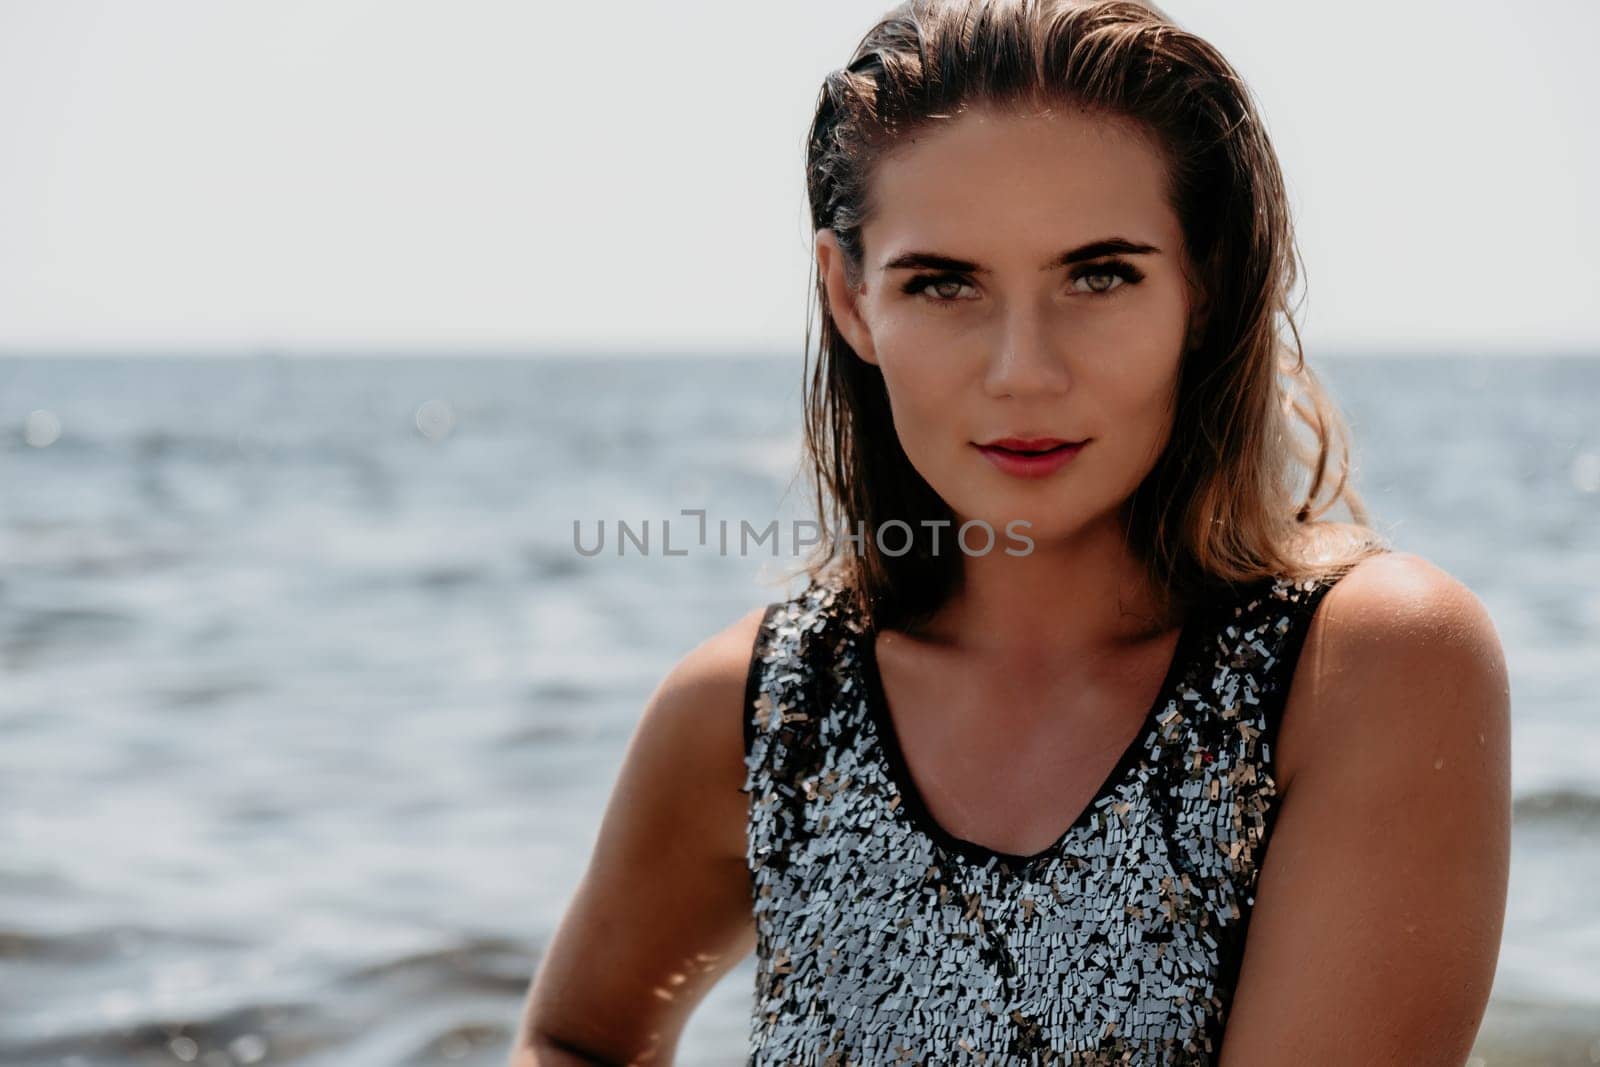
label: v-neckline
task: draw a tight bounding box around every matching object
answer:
[856,608,1207,869]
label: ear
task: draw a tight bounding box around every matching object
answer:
[815,229,879,366]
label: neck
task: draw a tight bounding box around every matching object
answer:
[911,511,1174,664]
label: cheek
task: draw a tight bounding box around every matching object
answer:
[1086,313,1186,404]
[1114,368,1181,458]
[1113,363,1185,467]
[877,358,960,447]
[1094,357,1180,418]
[869,319,964,417]
[873,357,980,489]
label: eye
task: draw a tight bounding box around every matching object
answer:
[902,272,979,307]
[1069,260,1145,295]
[901,260,1147,309]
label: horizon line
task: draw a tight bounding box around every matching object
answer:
[1,342,1598,361]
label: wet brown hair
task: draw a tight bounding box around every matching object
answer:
[794,0,1388,632]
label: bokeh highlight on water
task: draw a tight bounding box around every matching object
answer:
[1,353,1596,1065]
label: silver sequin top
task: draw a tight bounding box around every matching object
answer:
[740,571,1346,1065]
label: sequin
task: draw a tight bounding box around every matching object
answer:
[740,571,1345,1065]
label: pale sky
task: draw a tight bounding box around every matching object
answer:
[0,0,1594,355]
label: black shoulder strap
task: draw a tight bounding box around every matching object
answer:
[1256,569,1353,741]
[743,601,786,759]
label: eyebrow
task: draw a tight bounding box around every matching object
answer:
[880,237,1161,273]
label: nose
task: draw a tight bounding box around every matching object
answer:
[981,298,1072,399]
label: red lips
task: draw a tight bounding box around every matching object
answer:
[979,436,1084,453]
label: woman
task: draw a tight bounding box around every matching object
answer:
[513,0,1510,1062]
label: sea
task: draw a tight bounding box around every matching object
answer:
[1,352,1596,1066]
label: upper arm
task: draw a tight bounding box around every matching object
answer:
[1218,553,1512,1066]
[513,604,770,1065]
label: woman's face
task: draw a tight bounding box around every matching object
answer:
[817,104,1203,547]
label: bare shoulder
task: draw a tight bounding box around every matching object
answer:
[512,601,773,1062]
[1218,551,1513,1063]
[629,602,773,864]
[650,601,771,720]
[1279,550,1510,791]
[1316,550,1505,667]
